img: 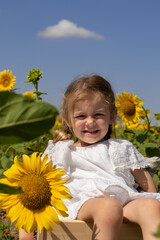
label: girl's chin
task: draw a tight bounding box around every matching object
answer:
[77,138,104,147]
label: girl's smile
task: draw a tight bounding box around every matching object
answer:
[71,93,113,147]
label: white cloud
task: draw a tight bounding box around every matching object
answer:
[38,19,104,39]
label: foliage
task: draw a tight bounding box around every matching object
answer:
[0,184,22,194]
[155,225,160,238]
[113,96,160,191]
[0,153,71,234]
[0,210,18,240]
[0,91,58,145]
[0,68,58,195]
[0,68,159,196]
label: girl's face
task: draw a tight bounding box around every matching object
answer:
[70,93,114,147]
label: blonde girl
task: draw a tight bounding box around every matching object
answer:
[20,75,160,240]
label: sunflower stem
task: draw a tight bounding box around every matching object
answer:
[142,106,151,131]
[33,81,41,150]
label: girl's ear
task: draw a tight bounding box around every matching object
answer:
[110,108,117,124]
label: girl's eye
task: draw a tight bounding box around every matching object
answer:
[95,113,104,117]
[74,115,85,119]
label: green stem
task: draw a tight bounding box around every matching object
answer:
[142,106,151,131]
[33,82,40,150]
[34,82,39,100]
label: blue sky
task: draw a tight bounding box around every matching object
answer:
[1,0,160,120]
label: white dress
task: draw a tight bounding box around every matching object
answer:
[42,138,160,220]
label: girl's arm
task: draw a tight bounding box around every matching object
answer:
[19,229,34,240]
[131,168,157,193]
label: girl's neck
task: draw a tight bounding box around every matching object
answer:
[73,138,108,147]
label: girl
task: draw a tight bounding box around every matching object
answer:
[20,75,160,240]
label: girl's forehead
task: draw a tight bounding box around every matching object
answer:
[73,93,108,111]
[75,92,103,102]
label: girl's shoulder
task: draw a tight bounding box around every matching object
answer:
[42,140,74,169]
[107,138,133,150]
[107,138,149,170]
[108,138,132,145]
[47,139,74,149]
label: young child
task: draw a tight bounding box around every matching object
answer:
[20,75,160,240]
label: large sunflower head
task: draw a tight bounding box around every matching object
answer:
[0,153,71,234]
[0,70,16,91]
[115,91,143,127]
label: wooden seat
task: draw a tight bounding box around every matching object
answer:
[37,220,143,240]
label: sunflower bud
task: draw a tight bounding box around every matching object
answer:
[26,68,42,84]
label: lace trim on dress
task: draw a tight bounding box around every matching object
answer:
[42,140,74,171]
[107,139,150,171]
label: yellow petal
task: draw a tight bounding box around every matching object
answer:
[0,178,18,187]
[15,207,29,230]
[0,193,10,201]
[14,157,27,174]
[0,195,19,208]
[4,164,22,181]
[24,209,37,233]
[22,154,31,171]
[30,152,38,172]
[7,201,24,223]
[35,153,42,174]
[56,208,69,217]
[45,170,67,180]
[51,190,72,199]
[34,206,58,234]
[41,160,54,175]
[50,178,71,185]
[51,198,68,211]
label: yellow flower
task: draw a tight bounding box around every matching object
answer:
[53,116,63,129]
[0,70,16,91]
[113,121,120,129]
[116,91,143,127]
[154,114,160,121]
[0,153,71,234]
[23,91,35,98]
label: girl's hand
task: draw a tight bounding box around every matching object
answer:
[131,168,157,193]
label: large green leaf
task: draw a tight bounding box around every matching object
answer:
[0,183,23,194]
[0,91,58,144]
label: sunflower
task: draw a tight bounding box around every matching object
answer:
[53,116,64,129]
[0,153,71,234]
[23,91,35,98]
[0,70,16,91]
[115,91,143,127]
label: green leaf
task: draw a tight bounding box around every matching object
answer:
[8,142,27,153]
[145,147,160,157]
[0,169,4,177]
[34,91,47,96]
[1,156,12,169]
[154,114,160,121]
[0,183,23,194]
[155,225,160,238]
[153,174,159,188]
[136,133,147,143]
[142,143,158,148]
[0,91,58,144]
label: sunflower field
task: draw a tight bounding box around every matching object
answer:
[0,69,160,238]
[0,68,160,190]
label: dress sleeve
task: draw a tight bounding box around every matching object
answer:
[41,140,74,172]
[108,139,150,171]
[108,139,150,189]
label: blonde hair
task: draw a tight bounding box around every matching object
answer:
[53,74,116,143]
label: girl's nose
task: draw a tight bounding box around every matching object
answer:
[85,117,96,127]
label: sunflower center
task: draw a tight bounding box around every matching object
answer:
[3,79,10,87]
[19,173,52,210]
[121,100,135,116]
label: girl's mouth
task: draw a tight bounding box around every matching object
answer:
[83,130,99,134]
